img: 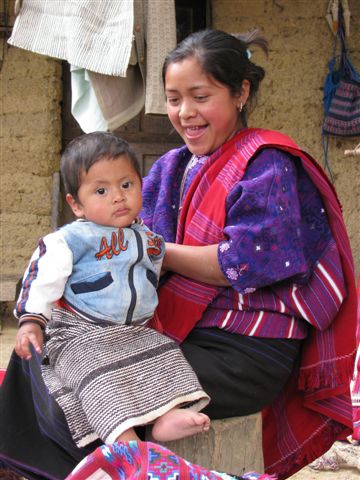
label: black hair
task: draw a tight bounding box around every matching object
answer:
[61,131,141,200]
[162,28,268,126]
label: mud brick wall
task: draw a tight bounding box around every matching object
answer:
[1,44,62,276]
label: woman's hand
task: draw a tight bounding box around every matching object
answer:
[15,322,44,360]
[163,243,230,286]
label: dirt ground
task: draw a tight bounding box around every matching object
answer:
[291,466,359,479]
[291,466,360,479]
[289,442,360,480]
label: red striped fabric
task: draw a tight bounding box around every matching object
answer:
[152,128,357,479]
[351,277,360,441]
[0,369,5,386]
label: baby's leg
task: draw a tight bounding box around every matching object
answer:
[151,408,210,442]
[115,427,141,443]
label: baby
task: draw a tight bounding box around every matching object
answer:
[14,131,210,447]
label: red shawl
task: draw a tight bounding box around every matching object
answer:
[351,278,360,441]
[153,128,357,478]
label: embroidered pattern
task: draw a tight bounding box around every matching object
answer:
[66,440,277,480]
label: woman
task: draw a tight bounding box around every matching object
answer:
[0,29,357,480]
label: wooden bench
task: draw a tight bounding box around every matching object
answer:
[147,412,263,476]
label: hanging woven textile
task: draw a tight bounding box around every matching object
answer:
[322,0,360,180]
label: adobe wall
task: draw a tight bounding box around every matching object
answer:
[0,0,359,284]
[0,44,62,277]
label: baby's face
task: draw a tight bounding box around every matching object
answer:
[67,155,142,228]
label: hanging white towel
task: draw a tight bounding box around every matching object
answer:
[70,66,108,133]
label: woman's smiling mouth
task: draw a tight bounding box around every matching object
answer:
[183,125,208,139]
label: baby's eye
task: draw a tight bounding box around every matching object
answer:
[121,181,133,189]
[96,187,107,195]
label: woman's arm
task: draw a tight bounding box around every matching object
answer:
[163,242,230,286]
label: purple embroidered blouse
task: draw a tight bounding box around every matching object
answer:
[142,147,346,340]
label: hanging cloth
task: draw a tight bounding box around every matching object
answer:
[8,0,134,76]
[8,0,176,131]
[70,66,108,133]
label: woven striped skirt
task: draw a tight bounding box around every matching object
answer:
[42,308,209,448]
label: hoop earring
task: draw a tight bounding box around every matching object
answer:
[238,102,243,113]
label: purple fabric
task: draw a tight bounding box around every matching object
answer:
[198,239,345,338]
[142,146,191,242]
[218,148,332,290]
[142,146,344,339]
[143,148,331,278]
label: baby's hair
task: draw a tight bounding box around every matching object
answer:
[61,131,141,200]
[162,28,268,126]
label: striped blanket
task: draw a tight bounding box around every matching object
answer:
[42,308,209,447]
[8,0,134,76]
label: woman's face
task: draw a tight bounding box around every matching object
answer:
[165,57,249,156]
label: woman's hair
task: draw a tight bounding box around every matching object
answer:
[162,28,268,126]
[61,131,141,200]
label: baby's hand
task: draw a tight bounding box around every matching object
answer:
[15,322,44,360]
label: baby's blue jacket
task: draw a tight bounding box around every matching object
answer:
[15,220,165,326]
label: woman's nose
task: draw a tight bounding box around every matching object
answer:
[179,100,196,119]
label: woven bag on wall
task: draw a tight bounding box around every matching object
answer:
[323,78,360,136]
[323,5,360,137]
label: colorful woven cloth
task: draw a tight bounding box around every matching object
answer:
[0,370,5,386]
[351,277,360,441]
[65,440,277,480]
[143,128,358,478]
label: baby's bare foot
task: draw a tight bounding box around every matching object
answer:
[152,409,210,442]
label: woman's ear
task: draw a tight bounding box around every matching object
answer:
[241,79,250,105]
[66,194,84,218]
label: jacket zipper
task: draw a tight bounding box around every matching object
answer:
[125,229,143,325]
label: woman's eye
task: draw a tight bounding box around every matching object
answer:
[195,95,207,101]
[96,188,106,195]
[167,97,179,106]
